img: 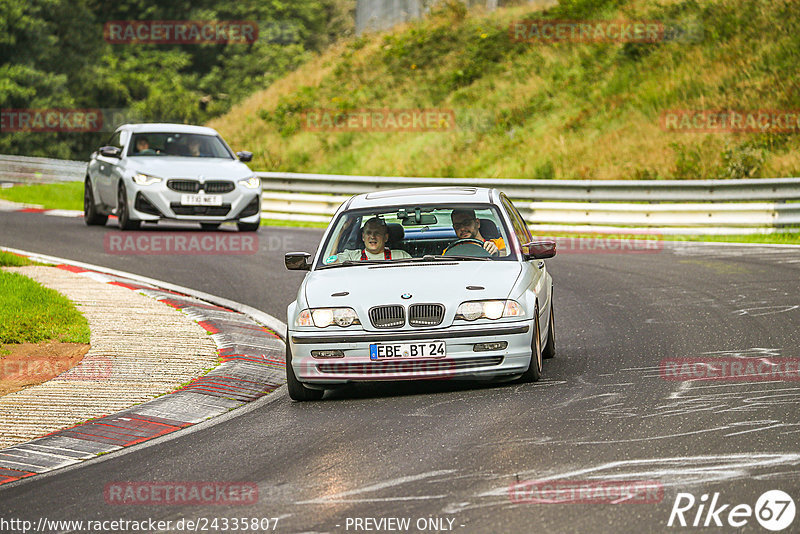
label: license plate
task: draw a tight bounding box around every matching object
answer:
[181,194,222,206]
[370,341,446,360]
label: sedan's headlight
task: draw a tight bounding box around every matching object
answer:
[296,308,361,328]
[455,300,523,321]
[132,173,161,185]
[238,176,261,189]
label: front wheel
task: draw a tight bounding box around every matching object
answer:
[519,305,542,383]
[285,342,324,401]
[117,185,140,231]
[84,179,108,226]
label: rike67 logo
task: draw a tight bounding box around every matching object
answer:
[668,490,795,531]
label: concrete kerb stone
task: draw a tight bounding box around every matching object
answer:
[0,247,287,487]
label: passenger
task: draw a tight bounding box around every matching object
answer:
[447,208,506,256]
[337,217,411,261]
[187,138,203,156]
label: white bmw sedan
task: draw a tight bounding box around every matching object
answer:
[284,187,556,401]
[85,123,261,231]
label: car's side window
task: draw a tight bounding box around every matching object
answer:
[501,195,530,248]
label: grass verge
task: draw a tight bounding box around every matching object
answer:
[0,182,83,211]
[0,263,90,345]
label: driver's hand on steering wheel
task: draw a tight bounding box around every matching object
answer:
[483,241,499,255]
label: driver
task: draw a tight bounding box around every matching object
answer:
[135,137,156,155]
[448,209,506,256]
[336,217,411,261]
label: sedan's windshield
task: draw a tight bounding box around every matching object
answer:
[317,204,516,268]
[127,132,233,159]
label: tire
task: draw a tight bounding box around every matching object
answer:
[519,305,542,383]
[543,299,556,360]
[117,184,140,231]
[237,219,260,232]
[200,223,221,231]
[285,342,324,401]
[84,179,108,226]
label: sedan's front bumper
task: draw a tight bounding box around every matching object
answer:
[127,183,261,223]
[289,321,533,384]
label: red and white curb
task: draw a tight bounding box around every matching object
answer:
[0,199,83,218]
[0,248,287,487]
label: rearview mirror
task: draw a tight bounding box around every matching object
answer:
[285,252,312,271]
[236,151,253,162]
[523,241,556,260]
[99,146,122,158]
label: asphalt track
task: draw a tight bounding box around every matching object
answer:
[2,210,800,533]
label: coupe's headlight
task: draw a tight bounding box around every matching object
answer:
[238,176,261,189]
[455,300,523,321]
[296,308,361,328]
[132,173,161,185]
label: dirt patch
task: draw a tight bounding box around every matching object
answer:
[0,341,91,396]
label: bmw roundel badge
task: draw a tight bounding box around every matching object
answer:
[401,293,412,299]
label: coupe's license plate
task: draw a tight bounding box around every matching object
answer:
[181,194,223,206]
[370,341,446,360]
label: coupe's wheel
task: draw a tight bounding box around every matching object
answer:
[519,304,542,383]
[237,219,260,232]
[84,179,108,226]
[200,223,221,231]
[117,185,140,231]
[543,299,556,360]
[285,342,324,401]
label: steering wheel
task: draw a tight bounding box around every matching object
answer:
[443,238,492,257]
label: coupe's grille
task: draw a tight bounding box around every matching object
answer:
[317,356,504,375]
[170,203,231,216]
[166,180,235,194]
[409,303,445,327]
[203,181,235,194]
[369,305,405,329]
[167,179,199,193]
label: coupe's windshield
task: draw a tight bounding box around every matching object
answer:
[317,204,516,268]
[127,132,233,158]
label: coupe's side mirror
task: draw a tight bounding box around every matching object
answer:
[285,252,312,271]
[99,146,122,158]
[236,151,253,162]
[523,241,556,260]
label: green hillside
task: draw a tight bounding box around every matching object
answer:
[210,0,800,180]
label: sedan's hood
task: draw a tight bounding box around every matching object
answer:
[304,261,522,307]
[127,157,253,180]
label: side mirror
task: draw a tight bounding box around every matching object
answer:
[99,146,122,158]
[236,151,253,162]
[523,241,556,260]
[285,252,312,271]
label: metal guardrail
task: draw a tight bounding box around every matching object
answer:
[2,155,799,234]
[0,155,86,184]
[257,172,800,234]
